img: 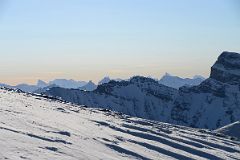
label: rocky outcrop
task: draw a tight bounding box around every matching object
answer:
[210,51,240,83]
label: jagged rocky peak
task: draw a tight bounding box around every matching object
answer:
[95,80,129,94]
[130,76,158,84]
[180,78,226,98]
[94,76,159,95]
[97,76,157,89]
[210,51,240,83]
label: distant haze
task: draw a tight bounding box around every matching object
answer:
[0,0,239,85]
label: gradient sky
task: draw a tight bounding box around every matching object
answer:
[0,0,239,85]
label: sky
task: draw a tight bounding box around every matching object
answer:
[0,0,239,85]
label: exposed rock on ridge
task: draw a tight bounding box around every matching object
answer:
[210,51,240,83]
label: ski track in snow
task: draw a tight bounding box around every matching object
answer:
[0,89,239,160]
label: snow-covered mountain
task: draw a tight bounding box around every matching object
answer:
[79,80,97,91]
[46,77,178,119]
[0,88,239,159]
[1,74,204,93]
[36,80,48,88]
[14,84,40,93]
[98,76,111,85]
[159,73,205,89]
[49,79,87,89]
[44,51,240,129]
[0,78,120,93]
[0,83,11,88]
[0,83,38,93]
[0,79,88,93]
[98,77,125,85]
[34,84,59,94]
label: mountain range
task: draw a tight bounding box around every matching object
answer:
[0,75,205,93]
[43,51,240,130]
[159,73,205,89]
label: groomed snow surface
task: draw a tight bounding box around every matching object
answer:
[0,89,239,160]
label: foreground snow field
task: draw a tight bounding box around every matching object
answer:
[0,89,239,160]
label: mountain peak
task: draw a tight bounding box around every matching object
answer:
[79,80,97,91]
[36,80,48,88]
[49,79,87,89]
[98,76,111,85]
[88,80,94,84]
[210,51,240,83]
[159,73,204,89]
[164,72,172,77]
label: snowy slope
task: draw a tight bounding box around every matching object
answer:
[0,88,239,160]
[159,73,205,89]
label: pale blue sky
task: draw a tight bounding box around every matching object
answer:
[0,0,239,84]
